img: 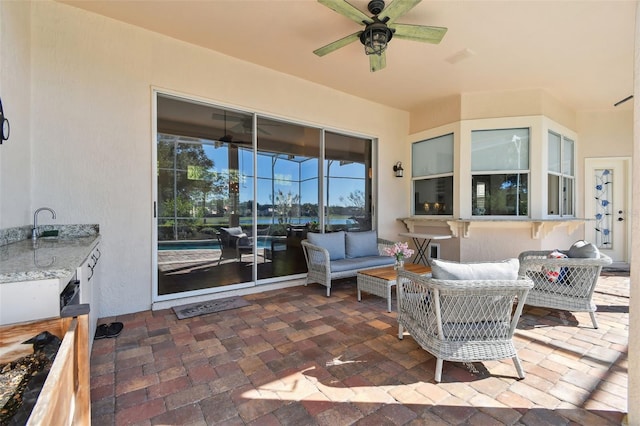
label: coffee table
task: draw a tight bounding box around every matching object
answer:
[357,263,431,312]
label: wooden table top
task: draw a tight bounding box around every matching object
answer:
[358,263,431,281]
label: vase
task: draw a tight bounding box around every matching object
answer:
[394,259,404,270]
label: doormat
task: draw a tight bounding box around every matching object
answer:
[173,296,250,320]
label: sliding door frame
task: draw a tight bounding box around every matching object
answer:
[151,88,379,303]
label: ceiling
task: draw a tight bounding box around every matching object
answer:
[59,0,636,112]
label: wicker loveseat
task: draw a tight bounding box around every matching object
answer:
[301,230,395,296]
[518,241,612,328]
[397,259,533,383]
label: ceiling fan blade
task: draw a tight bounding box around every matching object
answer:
[318,0,372,25]
[369,52,386,72]
[391,23,447,44]
[378,0,421,25]
[313,31,361,56]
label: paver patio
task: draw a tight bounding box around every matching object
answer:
[90,271,629,425]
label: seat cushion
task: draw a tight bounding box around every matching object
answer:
[431,258,519,280]
[307,231,346,260]
[331,256,395,272]
[221,226,246,238]
[345,230,379,258]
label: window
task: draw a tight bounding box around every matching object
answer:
[412,134,453,215]
[548,131,574,216]
[471,128,529,216]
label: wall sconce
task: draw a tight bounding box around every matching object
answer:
[0,97,10,144]
[393,162,404,178]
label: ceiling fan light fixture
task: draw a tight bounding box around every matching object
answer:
[360,22,393,56]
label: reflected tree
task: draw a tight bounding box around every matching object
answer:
[157,136,228,240]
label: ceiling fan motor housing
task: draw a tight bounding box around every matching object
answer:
[368,0,385,15]
[360,21,393,55]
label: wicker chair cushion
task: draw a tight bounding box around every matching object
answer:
[220,226,246,238]
[345,230,379,258]
[431,258,519,280]
[568,240,599,258]
[307,231,346,260]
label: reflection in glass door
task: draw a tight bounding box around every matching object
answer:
[325,131,373,232]
[155,93,374,299]
[156,96,255,295]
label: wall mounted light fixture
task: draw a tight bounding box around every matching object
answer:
[0,97,10,144]
[393,161,404,178]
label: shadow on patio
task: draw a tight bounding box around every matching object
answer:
[90,272,628,425]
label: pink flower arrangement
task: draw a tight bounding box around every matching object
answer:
[384,242,414,261]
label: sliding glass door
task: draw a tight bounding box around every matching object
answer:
[155,93,373,299]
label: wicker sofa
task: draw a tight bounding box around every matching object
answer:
[301,230,395,296]
[518,241,612,328]
[397,258,533,383]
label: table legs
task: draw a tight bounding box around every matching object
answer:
[411,237,432,266]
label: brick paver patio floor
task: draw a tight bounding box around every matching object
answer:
[90,272,629,425]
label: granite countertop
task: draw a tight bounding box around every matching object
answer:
[0,225,100,284]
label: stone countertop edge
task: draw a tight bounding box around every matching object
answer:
[0,224,100,284]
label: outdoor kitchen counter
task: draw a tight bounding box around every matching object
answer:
[0,231,100,284]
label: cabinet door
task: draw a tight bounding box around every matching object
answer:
[78,243,101,353]
[0,279,61,324]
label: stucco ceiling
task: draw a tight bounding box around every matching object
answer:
[59,0,636,112]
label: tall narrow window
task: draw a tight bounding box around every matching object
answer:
[547,131,575,216]
[471,128,529,216]
[412,133,454,215]
[324,132,373,231]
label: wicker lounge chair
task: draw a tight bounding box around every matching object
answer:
[518,249,612,328]
[397,268,533,383]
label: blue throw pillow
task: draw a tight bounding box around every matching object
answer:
[345,231,379,258]
[307,231,346,260]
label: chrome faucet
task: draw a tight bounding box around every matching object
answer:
[32,207,56,240]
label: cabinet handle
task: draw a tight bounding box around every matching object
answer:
[87,263,94,281]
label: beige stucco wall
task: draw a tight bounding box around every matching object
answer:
[577,108,634,158]
[457,225,582,262]
[0,1,31,228]
[409,95,462,133]
[14,1,411,316]
[461,89,576,130]
[409,89,577,135]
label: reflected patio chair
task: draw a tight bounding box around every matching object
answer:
[217,227,254,263]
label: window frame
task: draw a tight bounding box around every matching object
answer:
[470,128,531,217]
[547,130,575,217]
[411,133,454,216]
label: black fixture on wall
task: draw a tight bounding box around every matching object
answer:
[393,161,404,177]
[0,97,10,144]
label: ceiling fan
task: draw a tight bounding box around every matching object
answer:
[314,0,447,72]
[211,113,278,140]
